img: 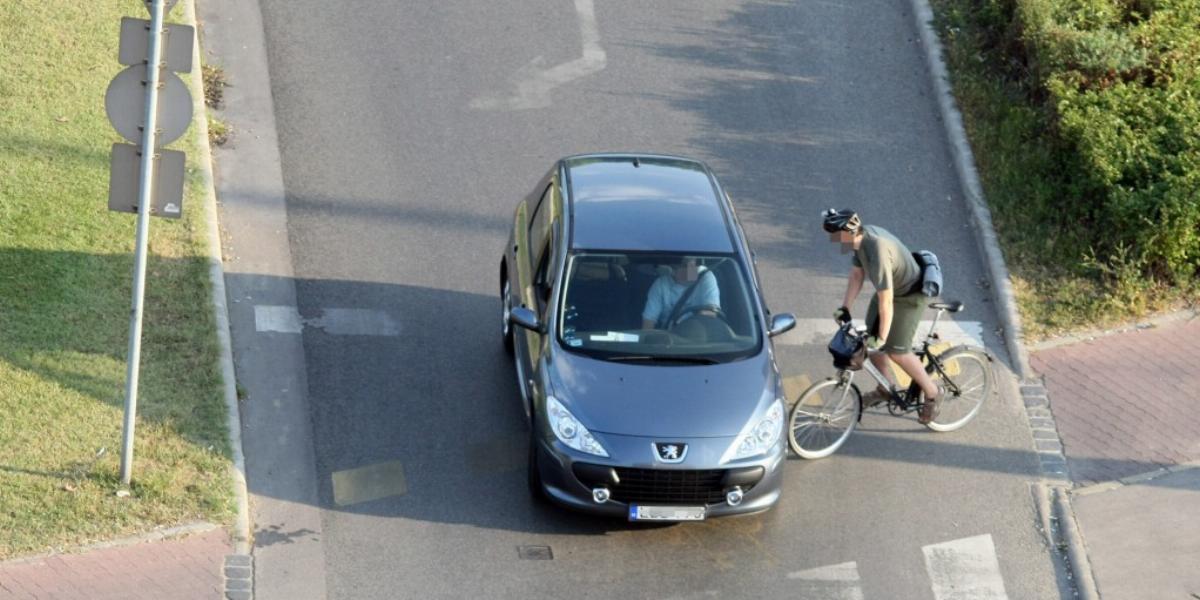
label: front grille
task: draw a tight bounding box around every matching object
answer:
[609,467,731,505]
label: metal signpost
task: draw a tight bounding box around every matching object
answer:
[104,0,194,485]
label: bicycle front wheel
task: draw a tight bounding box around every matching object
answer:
[925,346,993,432]
[788,378,862,459]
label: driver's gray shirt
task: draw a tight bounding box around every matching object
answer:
[642,269,720,326]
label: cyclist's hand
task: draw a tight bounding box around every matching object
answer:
[833,306,851,324]
[865,335,884,351]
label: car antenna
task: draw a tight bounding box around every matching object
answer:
[632,157,640,167]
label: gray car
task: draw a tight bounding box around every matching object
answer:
[500,153,796,521]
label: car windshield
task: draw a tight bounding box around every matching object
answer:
[558,251,762,362]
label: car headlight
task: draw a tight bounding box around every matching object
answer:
[546,396,609,457]
[731,399,783,460]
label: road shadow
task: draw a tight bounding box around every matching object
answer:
[219,271,1198,543]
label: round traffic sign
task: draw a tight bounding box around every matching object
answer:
[105,64,193,147]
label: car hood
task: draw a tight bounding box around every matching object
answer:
[547,349,777,438]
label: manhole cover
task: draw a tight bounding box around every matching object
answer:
[517,545,553,560]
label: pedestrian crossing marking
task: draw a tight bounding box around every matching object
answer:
[922,534,1009,600]
[254,305,399,336]
[786,535,1011,599]
[776,319,985,349]
[786,561,864,600]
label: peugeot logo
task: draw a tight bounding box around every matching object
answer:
[653,442,688,463]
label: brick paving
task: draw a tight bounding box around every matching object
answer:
[0,528,230,600]
[1032,316,1200,486]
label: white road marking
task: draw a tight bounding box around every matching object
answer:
[776,318,985,348]
[254,304,304,334]
[254,305,399,336]
[922,534,1009,600]
[786,561,864,600]
[469,0,605,110]
[308,308,400,336]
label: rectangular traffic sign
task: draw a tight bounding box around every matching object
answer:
[118,17,194,73]
[108,143,185,219]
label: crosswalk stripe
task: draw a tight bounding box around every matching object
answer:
[775,318,985,349]
[254,305,399,336]
[922,534,1009,600]
[786,561,864,600]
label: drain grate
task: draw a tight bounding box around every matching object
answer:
[517,545,553,560]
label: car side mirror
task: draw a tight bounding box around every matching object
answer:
[509,306,545,334]
[768,313,796,338]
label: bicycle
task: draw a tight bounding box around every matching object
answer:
[786,301,995,459]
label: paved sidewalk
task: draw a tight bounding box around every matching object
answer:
[1031,314,1200,599]
[0,527,230,600]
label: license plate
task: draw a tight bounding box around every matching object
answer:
[628,504,706,521]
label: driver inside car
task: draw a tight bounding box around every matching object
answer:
[642,256,721,329]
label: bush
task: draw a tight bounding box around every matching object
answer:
[935,0,1200,334]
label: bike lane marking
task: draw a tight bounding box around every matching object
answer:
[786,561,865,600]
[922,534,1009,600]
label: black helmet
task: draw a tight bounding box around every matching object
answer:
[822,208,861,233]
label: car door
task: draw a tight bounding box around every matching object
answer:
[512,176,558,403]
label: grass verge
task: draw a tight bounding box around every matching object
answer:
[0,1,232,557]
[929,0,1199,340]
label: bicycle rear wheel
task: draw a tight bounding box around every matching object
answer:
[924,346,992,432]
[788,378,861,459]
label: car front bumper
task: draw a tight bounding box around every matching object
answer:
[533,433,785,519]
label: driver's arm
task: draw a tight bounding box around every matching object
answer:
[641,278,664,329]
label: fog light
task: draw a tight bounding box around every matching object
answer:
[725,486,744,506]
[592,487,610,504]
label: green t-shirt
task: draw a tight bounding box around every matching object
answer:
[852,225,921,294]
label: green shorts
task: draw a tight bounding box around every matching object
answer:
[866,292,925,354]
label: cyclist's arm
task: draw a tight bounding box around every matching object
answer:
[876,287,894,343]
[842,266,865,309]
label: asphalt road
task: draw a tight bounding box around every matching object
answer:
[205,0,1071,597]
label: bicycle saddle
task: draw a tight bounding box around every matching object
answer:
[929,300,964,312]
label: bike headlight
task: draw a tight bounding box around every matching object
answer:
[731,399,784,460]
[547,396,609,457]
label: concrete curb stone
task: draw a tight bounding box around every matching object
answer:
[904,2,1094,598]
[184,0,252,559]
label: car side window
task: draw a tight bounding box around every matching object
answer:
[532,233,555,316]
[528,183,552,256]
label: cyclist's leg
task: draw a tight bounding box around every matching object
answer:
[881,294,940,399]
[864,297,897,391]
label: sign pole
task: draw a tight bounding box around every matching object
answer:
[119,0,166,486]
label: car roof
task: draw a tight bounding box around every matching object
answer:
[563,154,736,253]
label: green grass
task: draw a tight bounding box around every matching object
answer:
[929,0,1199,340]
[0,1,232,557]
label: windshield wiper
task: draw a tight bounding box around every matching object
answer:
[603,355,720,365]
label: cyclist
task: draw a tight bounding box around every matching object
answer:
[823,208,944,423]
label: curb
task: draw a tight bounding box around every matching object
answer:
[1073,461,1200,497]
[906,0,1031,381]
[1054,487,1101,600]
[1029,307,1199,352]
[0,522,218,567]
[905,2,1095,598]
[184,0,252,558]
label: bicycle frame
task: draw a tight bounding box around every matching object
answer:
[836,308,953,414]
